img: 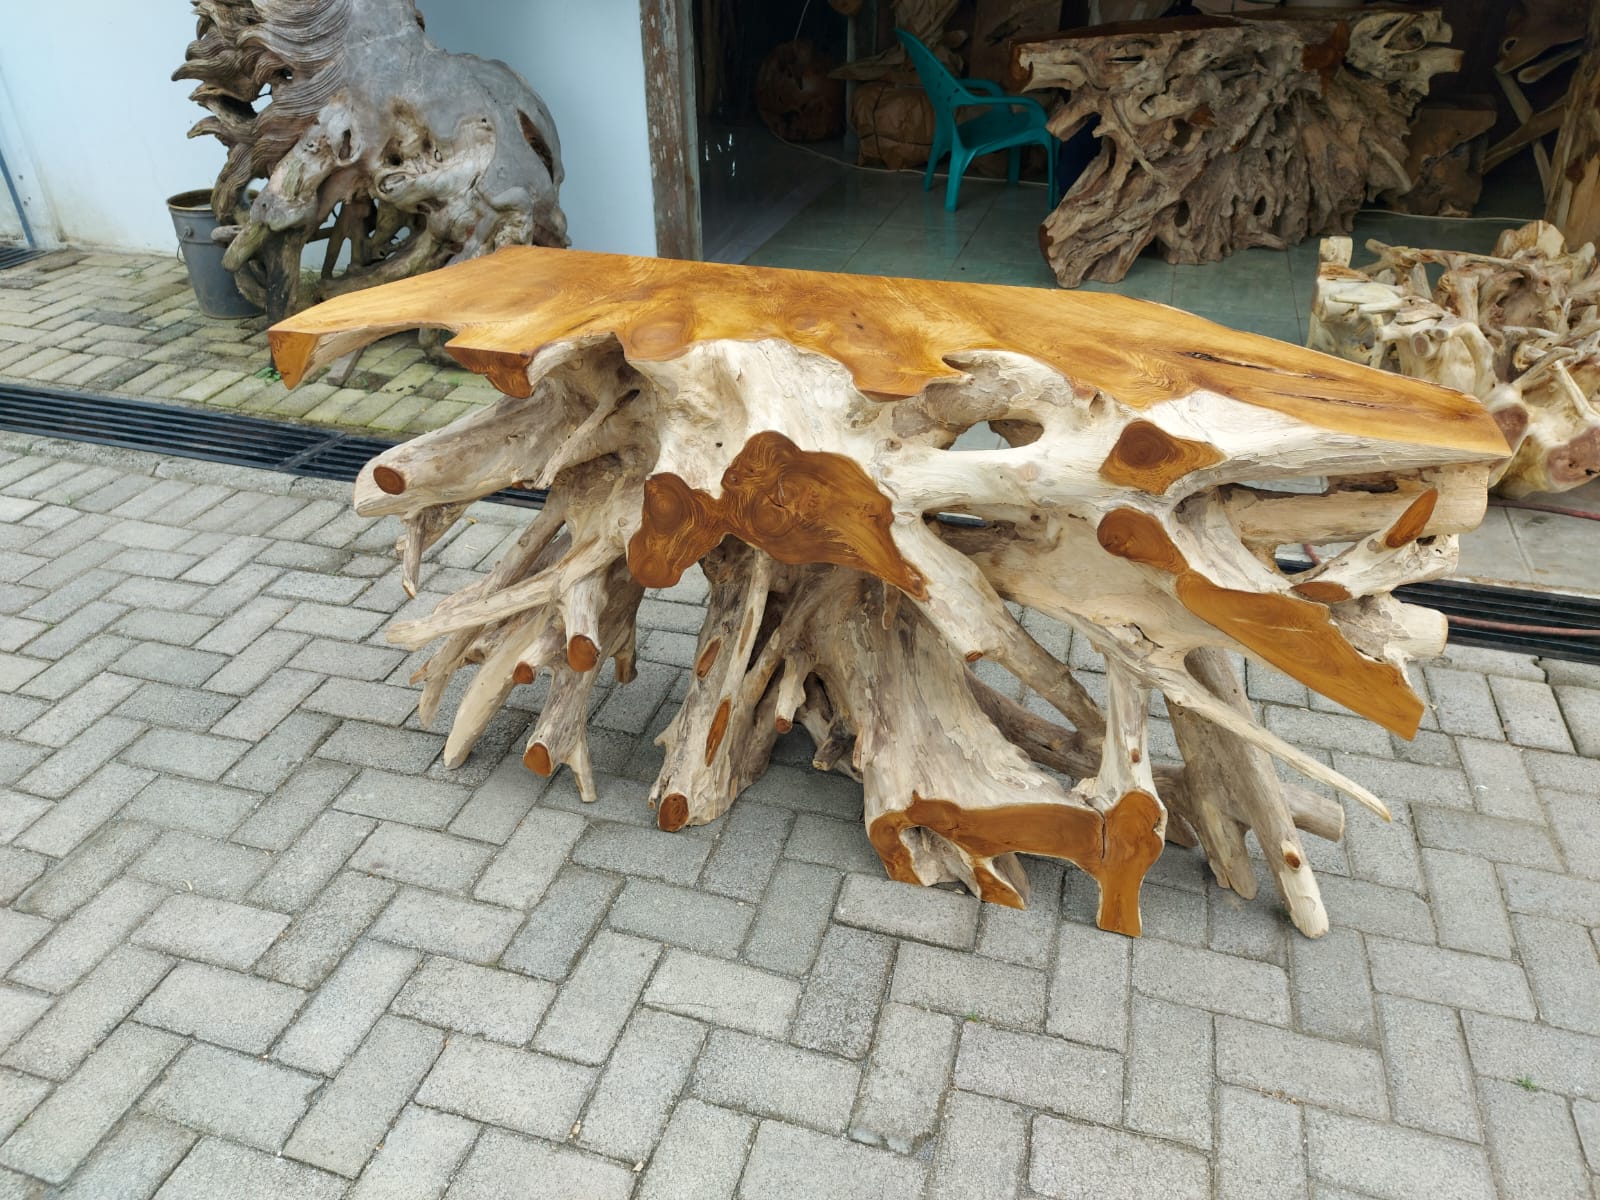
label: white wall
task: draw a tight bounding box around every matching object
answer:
[0,0,658,257]
[0,2,224,251]
[422,1,658,256]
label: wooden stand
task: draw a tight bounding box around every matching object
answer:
[1011,10,1460,287]
[270,248,1506,937]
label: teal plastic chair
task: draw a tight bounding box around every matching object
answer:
[896,28,1057,213]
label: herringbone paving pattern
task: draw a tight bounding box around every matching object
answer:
[1,434,1598,1198]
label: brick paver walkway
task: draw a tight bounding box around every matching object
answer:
[1,392,1599,1195]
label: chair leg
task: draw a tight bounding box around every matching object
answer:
[923,133,946,193]
[945,148,972,212]
[1007,147,1021,185]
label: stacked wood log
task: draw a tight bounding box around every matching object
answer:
[1012,11,1461,287]
[1310,223,1600,498]
[270,247,1506,938]
[174,0,568,321]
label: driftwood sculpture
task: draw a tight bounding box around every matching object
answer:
[175,0,568,321]
[1311,223,1600,497]
[270,248,1506,938]
[1011,11,1460,287]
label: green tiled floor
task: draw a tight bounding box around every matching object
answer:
[744,166,1539,349]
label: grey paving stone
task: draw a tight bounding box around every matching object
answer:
[1216,1085,1305,1200]
[640,1098,753,1200]
[1552,684,1600,757]
[1464,1010,1600,1097]
[128,830,270,899]
[693,1028,860,1134]
[317,720,444,773]
[1543,788,1600,881]
[345,1105,479,1200]
[209,667,321,740]
[1512,913,1600,1035]
[115,681,236,733]
[926,1091,1026,1200]
[834,875,979,949]
[499,866,621,980]
[1217,1014,1388,1117]
[224,713,342,809]
[284,1015,444,1177]
[0,911,50,977]
[1421,847,1514,959]
[153,1136,346,1200]
[0,984,50,1053]
[453,806,577,910]
[392,956,555,1043]
[51,1114,197,1200]
[1047,920,1131,1051]
[536,770,655,828]
[349,822,493,893]
[741,859,840,976]
[953,1021,1121,1122]
[1377,996,1481,1142]
[273,938,419,1076]
[1414,805,1560,871]
[113,642,224,687]
[1489,675,1574,752]
[255,870,395,988]
[143,1043,320,1151]
[10,764,152,862]
[790,925,893,1058]
[1455,737,1542,822]
[738,1120,925,1200]
[1288,925,1376,1044]
[0,794,49,848]
[368,887,522,963]
[891,941,1046,1029]
[699,801,792,901]
[1366,935,1535,1019]
[646,947,802,1040]
[578,1007,706,1162]
[1343,797,1424,892]
[16,716,144,800]
[1478,1077,1590,1200]
[1131,937,1292,1025]
[18,672,140,749]
[334,768,469,830]
[0,1022,182,1183]
[783,812,883,875]
[0,846,45,905]
[289,638,406,682]
[1331,751,1472,809]
[132,893,288,970]
[1426,665,1504,740]
[416,1036,593,1140]
[533,930,660,1064]
[572,821,710,885]
[1574,1099,1600,1174]
[445,1128,634,1200]
[122,777,259,839]
[121,727,249,782]
[1029,1117,1210,1200]
[976,859,1064,969]
[1304,1108,1493,1200]
[1126,996,1214,1148]
[1500,864,1600,925]
[849,1002,955,1153]
[607,878,752,956]
[7,876,165,993]
[245,805,371,910]
[2,944,170,1079]
[137,961,305,1053]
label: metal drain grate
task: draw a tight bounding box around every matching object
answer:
[0,381,1596,662]
[0,383,542,508]
[0,246,49,271]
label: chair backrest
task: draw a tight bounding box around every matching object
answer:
[895,29,973,120]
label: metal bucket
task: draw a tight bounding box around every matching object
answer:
[166,190,261,320]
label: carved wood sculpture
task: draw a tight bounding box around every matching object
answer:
[1311,223,1600,497]
[1011,11,1461,287]
[269,247,1506,938]
[1545,3,1600,248]
[175,0,568,321]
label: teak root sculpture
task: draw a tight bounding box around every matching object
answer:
[175,0,568,321]
[1311,222,1600,497]
[1011,11,1460,287]
[269,248,1507,938]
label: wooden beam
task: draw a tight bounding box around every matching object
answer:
[640,0,702,260]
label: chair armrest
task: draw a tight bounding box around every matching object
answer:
[953,93,1054,124]
[964,78,1006,95]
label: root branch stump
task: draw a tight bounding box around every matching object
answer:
[270,247,1508,938]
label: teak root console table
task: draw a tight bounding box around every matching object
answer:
[269,247,1508,939]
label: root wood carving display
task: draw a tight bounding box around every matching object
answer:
[1011,11,1460,287]
[269,248,1507,938]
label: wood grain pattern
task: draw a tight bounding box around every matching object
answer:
[1099,420,1225,494]
[626,431,927,597]
[269,246,1507,457]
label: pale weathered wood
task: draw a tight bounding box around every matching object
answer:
[270,247,1505,937]
[1311,225,1600,497]
[1012,11,1460,286]
[175,0,568,320]
[1545,3,1600,248]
